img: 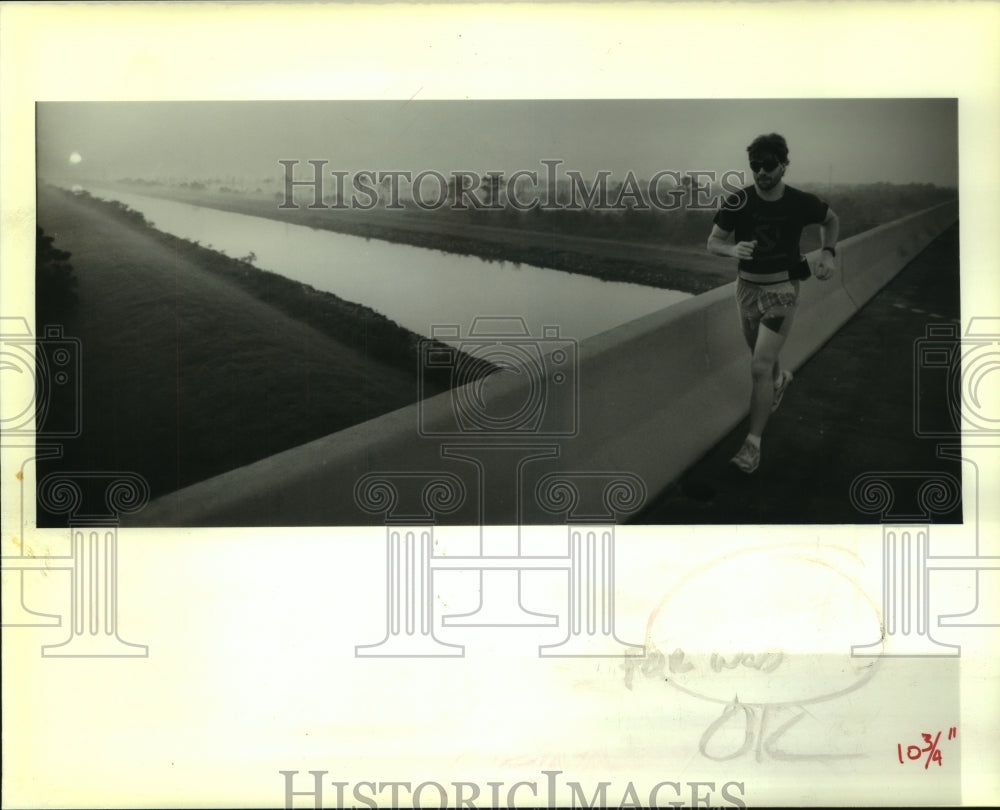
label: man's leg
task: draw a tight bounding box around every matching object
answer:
[769,295,798,397]
[768,290,797,380]
[731,297,796,473]
[737,285,759,352]
[748,321,789,438]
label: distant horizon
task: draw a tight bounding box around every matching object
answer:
[36,99,959,190]
[39,172,959,192]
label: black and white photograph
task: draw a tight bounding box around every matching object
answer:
[32,98,961,526]
[2,3,998,809]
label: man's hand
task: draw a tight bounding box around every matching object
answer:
[814,251,836,281]
[732,240,757,260]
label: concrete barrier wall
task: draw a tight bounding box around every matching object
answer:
[128,200,958,527]
[839,202,958,311]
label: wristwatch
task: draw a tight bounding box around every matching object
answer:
[822,246,837,257]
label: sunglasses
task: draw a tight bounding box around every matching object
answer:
[750,158,781,173]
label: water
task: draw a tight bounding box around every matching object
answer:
[89,188,690,345]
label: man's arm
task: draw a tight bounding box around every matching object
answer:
[820,207,839,251]
[815,207,840,280]
[707,224,756,260]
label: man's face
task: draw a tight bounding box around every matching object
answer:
[749,152,785,191]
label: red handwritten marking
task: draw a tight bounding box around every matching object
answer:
[922,731,943,769]
[896,727,956,768]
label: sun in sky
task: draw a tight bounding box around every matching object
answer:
[68,151,82,164]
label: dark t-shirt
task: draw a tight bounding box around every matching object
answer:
[714,185,829,278]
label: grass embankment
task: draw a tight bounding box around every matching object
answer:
[35,187,466,525]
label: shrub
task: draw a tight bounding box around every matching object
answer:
[36,227,78,324]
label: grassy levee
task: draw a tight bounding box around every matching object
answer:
[34,186,465,525]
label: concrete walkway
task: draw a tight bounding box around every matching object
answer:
[633,222,963,524]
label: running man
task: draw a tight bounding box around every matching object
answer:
[707,133,839,473]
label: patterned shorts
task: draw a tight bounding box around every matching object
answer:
[736,278,800,342]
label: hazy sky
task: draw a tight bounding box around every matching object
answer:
[37,99,958,188]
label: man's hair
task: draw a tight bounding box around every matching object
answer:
[747,133,789,164]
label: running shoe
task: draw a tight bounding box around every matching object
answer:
[730,439,760,474]
[771,370,793,413]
